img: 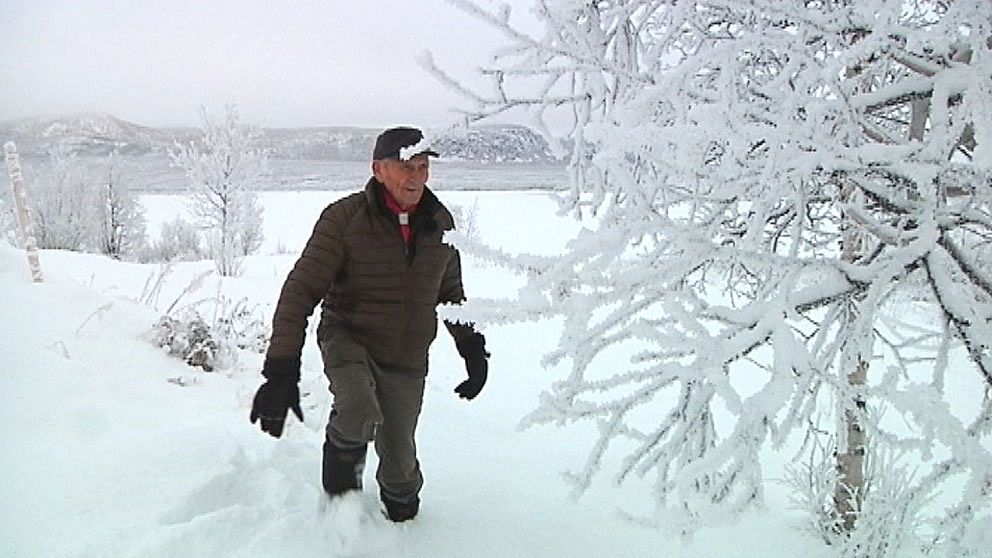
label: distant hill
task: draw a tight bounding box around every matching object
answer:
[0,113,562,164]
[0,113,185,157]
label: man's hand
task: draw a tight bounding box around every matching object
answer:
[250,380,304,438]
[455,332,489,401]
[250,357,303,438]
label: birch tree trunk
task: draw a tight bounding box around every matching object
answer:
[834,362,867,532]
[834,183,867,533]
[4,141,43,283]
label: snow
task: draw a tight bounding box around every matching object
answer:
[0,188,849,557]
[10,184,992,556]
[399,133,438,161]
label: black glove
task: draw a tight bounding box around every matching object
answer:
[250,357,304,438]
[454,332,489,400]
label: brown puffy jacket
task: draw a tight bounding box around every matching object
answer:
[266,178,472,375]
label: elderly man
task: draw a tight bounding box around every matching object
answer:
[250,126,489,522]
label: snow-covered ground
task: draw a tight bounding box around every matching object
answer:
[0,187,944,558]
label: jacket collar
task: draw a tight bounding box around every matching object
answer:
[364,177,440,220]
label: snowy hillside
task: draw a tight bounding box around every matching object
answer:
[0,191,839,558]
[0,114,561,163]
[432,125,560,163]
[0,113,183,157]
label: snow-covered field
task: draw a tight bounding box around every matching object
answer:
[3,185,973,557]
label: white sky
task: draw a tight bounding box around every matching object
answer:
[0,0,538,128]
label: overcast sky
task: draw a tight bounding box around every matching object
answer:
[0,0,537,128]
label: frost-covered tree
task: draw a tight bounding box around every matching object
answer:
[31,144,93,251]
[94,151,146,260]
[433,0,992,553]
[170,105,266,276]
[230,186,263,257]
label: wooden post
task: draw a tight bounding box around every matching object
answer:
[4,141,44,283]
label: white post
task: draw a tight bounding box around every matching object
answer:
[4,141,44,283]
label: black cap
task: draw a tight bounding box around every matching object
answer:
[372,126,439,160]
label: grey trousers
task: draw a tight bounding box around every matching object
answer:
[318,322,425,502]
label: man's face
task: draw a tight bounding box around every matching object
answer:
[373,154,430,210]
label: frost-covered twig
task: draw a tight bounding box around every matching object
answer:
[75,302,114,336]
[164,270,213,316]
[139,262,173,309]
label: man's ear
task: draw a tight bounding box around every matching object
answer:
[371,160,382,180]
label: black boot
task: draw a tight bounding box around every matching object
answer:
[381,492,420,522]
[322,438,368,497]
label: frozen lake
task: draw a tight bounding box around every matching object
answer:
[54,154,568,193]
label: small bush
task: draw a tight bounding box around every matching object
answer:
[151,295,269,372]
[147,216,206,263]
[152,310,220,372]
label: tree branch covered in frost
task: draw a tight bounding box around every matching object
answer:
[438,0,992,547]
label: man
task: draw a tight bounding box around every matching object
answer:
[249,126,489,522]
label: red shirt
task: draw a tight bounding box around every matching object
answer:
[383,191,419,245]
